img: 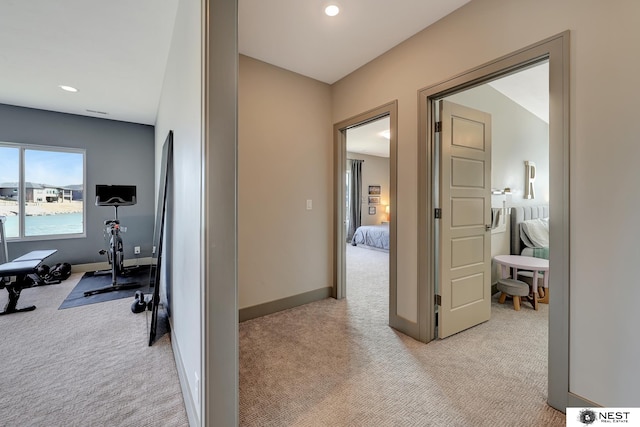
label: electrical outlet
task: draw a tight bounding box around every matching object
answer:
[306,199,312,210]
[134,246,140,254]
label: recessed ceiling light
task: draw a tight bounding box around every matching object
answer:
[325,4,340,16]
[58,85,78,93]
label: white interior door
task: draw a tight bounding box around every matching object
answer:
[438,100,492,339]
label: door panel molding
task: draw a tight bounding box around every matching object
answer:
[417,31,570,411]
[438,100,492,339]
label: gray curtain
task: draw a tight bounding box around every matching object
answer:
[347,159,363,242]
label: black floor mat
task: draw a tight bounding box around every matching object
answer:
[59,266,152,309]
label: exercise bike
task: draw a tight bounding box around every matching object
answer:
[84,185,141,297]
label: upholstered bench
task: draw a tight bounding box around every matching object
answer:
[497,278,530,311]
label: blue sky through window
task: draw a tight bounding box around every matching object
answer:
[0,147,83,187]
[0,147,18,182]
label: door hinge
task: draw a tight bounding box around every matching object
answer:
[434,121,442,132]
[435,294,441,306]
[434,208,441,219]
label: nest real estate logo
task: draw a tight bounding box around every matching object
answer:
[567,408,636,426]
[579,409,597,424]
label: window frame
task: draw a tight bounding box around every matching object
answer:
[0,141,87,241]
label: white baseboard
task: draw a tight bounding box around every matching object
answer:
[71,257,153,273]
[171,323,201,427]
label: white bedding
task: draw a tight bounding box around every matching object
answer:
[510,205,549,255]
[520,217,549,248]
[521,247,534,257]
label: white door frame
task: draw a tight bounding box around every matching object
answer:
[333,101,401,328]
[417,32,570,411]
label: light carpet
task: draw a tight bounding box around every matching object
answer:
[239,244,565,426]
[0,273,188,427]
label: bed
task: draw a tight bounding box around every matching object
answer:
[510,205,549,257]
[350,223,389,251]
[509,205,550,299]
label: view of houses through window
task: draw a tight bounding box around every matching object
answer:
[0,144,85,239]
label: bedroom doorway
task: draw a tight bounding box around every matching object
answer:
[444,60,551,308]
[345,116,391,309]
[429,60,551,340]
[429,61,552,338]
[417,33,569,410]
[333,101,399,327]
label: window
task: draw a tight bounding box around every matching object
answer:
[0,143,85,240]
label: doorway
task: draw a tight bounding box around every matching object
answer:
[345,117,391,306]
[417,33,570,410]
[433,60,551,338]
[333,101,399,327]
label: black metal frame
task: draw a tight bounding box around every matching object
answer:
[84,185,141,297]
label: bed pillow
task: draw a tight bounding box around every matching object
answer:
[520,217,549,248]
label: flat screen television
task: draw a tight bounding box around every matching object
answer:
[95,185,137,206]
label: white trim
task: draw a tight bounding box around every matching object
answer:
[172,328,201,426]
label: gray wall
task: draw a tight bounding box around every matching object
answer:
[0,103,155,265]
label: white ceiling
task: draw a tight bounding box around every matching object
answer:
[0,0,471,125]
[346,116,390,158]
[0,0,179,125]
[239,0,472,84]
[0,0,546,129]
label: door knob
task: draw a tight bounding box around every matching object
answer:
[485,224,491,231]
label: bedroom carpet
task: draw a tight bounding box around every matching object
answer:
[58,265,152,309]
[0,272,188,427]
[239,244,564,427]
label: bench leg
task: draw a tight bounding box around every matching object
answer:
[0,282,36,315]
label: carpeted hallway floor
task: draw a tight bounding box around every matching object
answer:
[239,244,565,426]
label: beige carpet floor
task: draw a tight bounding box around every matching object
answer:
[239,244,565,426]
[0,273,189,427]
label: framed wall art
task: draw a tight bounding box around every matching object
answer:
[368,185,381,195]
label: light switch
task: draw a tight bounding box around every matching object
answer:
[306,199,312,210]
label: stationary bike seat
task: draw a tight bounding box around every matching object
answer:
[104,219,120,226]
